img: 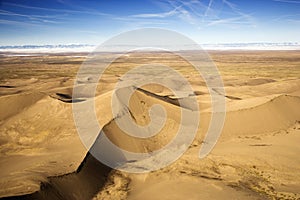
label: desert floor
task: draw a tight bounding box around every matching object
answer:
[0,50,299,200]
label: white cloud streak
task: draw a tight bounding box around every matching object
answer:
[130,0,255,28]
[205,0,214,16]
[0,9,63,24]
[273,0,300,4]
[130,7,180,18]
[2,2,110,16]
[1,0,257,31]
[0,19,42,27]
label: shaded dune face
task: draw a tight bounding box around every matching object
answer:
[87,84,200,171]
[1,93,300,200]
[0,93,44,121]
[221,95,300,138]
[99,87,183,154]
[1,52,300,199]
[0,84,198,199]
[0,87,185,199]
[1,153,111,200]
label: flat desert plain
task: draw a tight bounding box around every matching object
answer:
[0,50,299,200]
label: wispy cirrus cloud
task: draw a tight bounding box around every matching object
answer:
[1,1,171,33]
[112,15,171,30]
[130,6,180,18]
[0,19,43,27]
[272,0,300,4]
[207,16,247,26]
[205,0,214,17]
[0,9,63,24]
[2,2,110,16]
[220,0,255,26]
[0,1,112,28]
[1,0,256,29]
[130,0,255,28]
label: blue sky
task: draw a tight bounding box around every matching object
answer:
[0,0,299,45]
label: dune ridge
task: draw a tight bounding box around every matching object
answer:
[1,52,300,199]
[1,88,299,199]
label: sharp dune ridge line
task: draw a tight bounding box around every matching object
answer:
[0,88,299,199]
[0,51,300,199]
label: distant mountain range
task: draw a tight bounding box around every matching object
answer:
[0,43,299,53]
[0,44,95,53]
[201,42,300,50]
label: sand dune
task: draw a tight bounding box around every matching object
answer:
[1,88,299,199]
[2,153,111,200]
[0,51,299,199]
[0,92,44,122]
[221,94,300,138]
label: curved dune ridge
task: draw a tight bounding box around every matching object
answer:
[1,51,300,199]
[220,94,300,138]
[0,92,44,121]
[0,80,300,199]
[0,153,112,200]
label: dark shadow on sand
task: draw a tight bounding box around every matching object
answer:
[1,152,111,200]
